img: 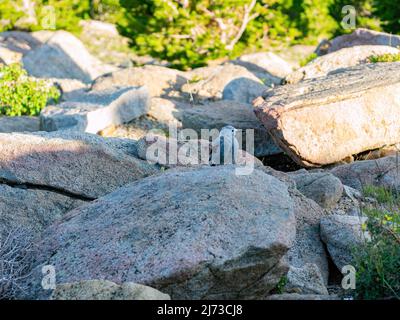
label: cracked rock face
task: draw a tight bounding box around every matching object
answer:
[25,166,296,300]
[0,131,158,199]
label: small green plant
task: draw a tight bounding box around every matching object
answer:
[0,64,60,116]
[368,53,400,63]
[352,186,400,300]
[363,185,397,204]
[274,275,288,294]
[300,53,318,67]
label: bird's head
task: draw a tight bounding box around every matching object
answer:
[220,125,237,136]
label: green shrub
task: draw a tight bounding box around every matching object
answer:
[374,0,400,34]
[118,0,338,70]
[0,64,60,116]
[352,186,400,300]
[363,185,398,204]
[300,52,318,66]
[368,52,400,63]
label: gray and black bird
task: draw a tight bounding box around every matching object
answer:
[210,125,239,165]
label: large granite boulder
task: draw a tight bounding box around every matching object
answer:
[254,62,400,167]
[22,31,116,83]
[26,166,296,300]
[285,45,400,84]
[40,86,149,134]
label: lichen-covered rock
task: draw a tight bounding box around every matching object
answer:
[254,62,400,167]
[26,166,296,300]
[51,280,170,300]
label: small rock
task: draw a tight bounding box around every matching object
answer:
[285,263,329,295]
[320,215,370,270]
[222,77,267,104]
[147,97,191,127]
[136,133,263,168]
[289,171,343,209]
[330,155,400,192]
[136,134,210,167]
